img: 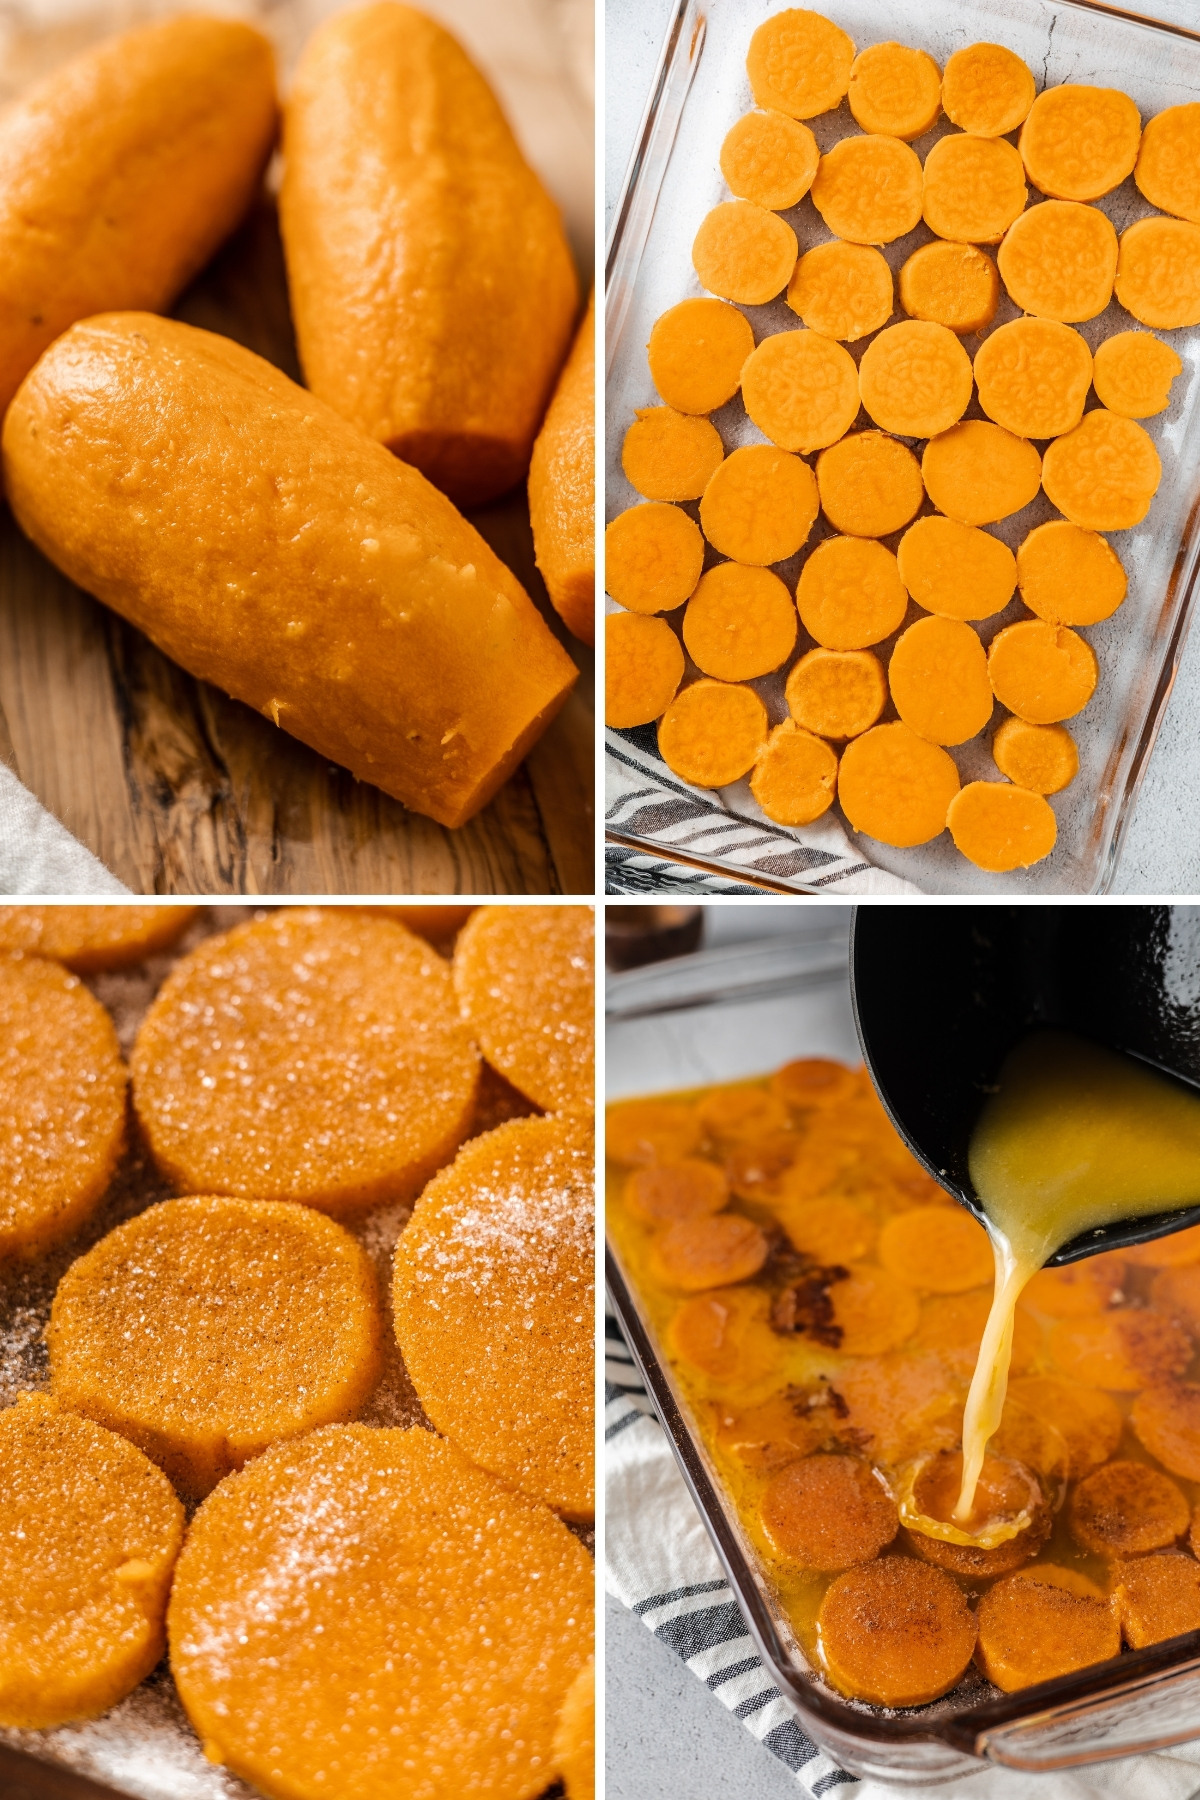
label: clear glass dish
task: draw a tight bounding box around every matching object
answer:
[605,0,1200,895]
[606,924,1200,1782]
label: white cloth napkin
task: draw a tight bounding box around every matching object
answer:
[0,763,130,894]
[606,1311,1200,1800]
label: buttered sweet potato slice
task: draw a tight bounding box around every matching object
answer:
[554,1659,595,1800]
[606,612,685,729]
[1016,521,1127,628]
[848,42,941,140]
[169,1426,593,1800]
[1021,1253,1126,1317]
[859,321,974,439]
[921,420,1041,528]
[1005,1376,1122,1481]
[746,9,855,119]
[976,1572,1119,1692]
[606,503,705,614]
[879,1205,993,1292]
[1116,217,1200,329]
[684,563,797,681]
[838,724,961,847]
[0,905,197,971]
[787,242,894,342]
[889,616,994,747]
[394,1116,594,1518]
[715,1388,842,1472]
[1136,103,1200,223]
[693,200,798,306]
[778,1195,877,1265]
[897,516,1017,623]
[721,110,819,210]
[816,430,923,537]
[1115,1553,1200,1648]
[0,955,127,1263]
[49,1195,382,1498]
[988,621,1097,726]
[992,719,1079,796]
[454,905,593,1113]
[1069,1460,1190,1558]
[701,443,819,565]
[973,317,1093,438]
[997,201,1118,323]
[772,1058,861,1112]
[762,1455,898,1571]
[0,1395,183,1730]
[796,536,908,651]
[651,1214,770,1293]
[1093,330,1183,419]
[922,133,1027,244]
[828,1265,920,1355]
[607,1099,699,1168]
[133,908,479,1212]
[913,1288,1038,1379]
[1020,84,1142,201]
[785,648,887,740]
[621,407,724,502]
[818,1557,976,1706]
[647,298,756,415]
[669,1284,778,1384]
[904,1450,1050,1577]
[750,724,839,827]
[1050,1309,1192,1391]
[1132,1383,1200,1481]
[947,783,1058,874]
[625,1159,728,1226]
[899,241,999,334]
[942,42,1035,137]
[811,135,924,245]
[697,1085,791,1146]
[1041,410,1162,533]
[741,330,860,453]
[832,1352,963,1466]
[658,680,770,789]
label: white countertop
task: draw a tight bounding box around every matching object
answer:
[605,0,1200,898]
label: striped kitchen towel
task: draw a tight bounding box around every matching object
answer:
[605,728,920,896]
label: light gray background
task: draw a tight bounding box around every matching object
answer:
[605,0,1200,899]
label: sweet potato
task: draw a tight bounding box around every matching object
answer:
[1006,1375,1122,1481]
[762,1455,898,1570]
[692,201,798,306]
[976,1573,1119,1691]
[858,321,973,438]
[1019,85,1142,201]
[987,622,1098,725]
[1093,330,1184,419]
[647,298,756,415]
[607,1100,700,1167]
[811,136,924,245]
[720,111,819,210]
[838,724,961,846]
[1068,1460,1189,1557]
[683,563,797,681]
[973,318,1093,438]
[1132,1383,1200,1481]
[1115,217,1200,328]
[605,504,705,614]
[651,1214,770,1292]
[740,330,861,453]
[621,406,723,503]
[795,537,909,650]
[657,680,769,788]
[749,724,839,827]
[700,444,820,565]
[785,648,887,739]
[529,291,595,644]
[922,421,1041,527]
[1135,103,1200,224]
[746,10,855,119]
[848,42,941,140]
[946,783,1058,873]
[787,242,894,342]
[941,42,1035,137]
[605,612,684,729]
[1041,410,1162,532]
[828,1266,920,1355]
[816,431,923,537]
[625,1159,728,1226]
[997,201,1118,322]
[878,1205,994,1292]
[817,1558,977,1706]
[922,133,1027,244]
[697,1086,790,1146]
[1049,1310,1192,1391]
[898,242,999,334]
[1114,1553,1200,1648]
[897,516,1017,622]
[1016,521,1127,627]
[888,617,994,746]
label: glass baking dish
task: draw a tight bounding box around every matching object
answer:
[605,916,1200,1782]
[605,0,1200,895]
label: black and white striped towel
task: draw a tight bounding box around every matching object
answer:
[605,1310,1200,1800]
[606,729,921,896]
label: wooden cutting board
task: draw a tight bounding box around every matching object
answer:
[0,199,594,896]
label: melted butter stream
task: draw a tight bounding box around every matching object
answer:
[946,1028,1200,1533]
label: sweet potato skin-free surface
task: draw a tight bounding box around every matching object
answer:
[529,291,595,645]
[0,16,277,419]
[279,3,579,507]
[3,315,577,830]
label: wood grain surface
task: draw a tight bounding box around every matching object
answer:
[0,199,595,896]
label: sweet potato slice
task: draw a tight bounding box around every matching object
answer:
[811,135,923,245]
[692,200,797,306]
[746,10,855,119]
[714,1388,842,1472]
[605,503,704,614]
[914,1288,1038,1380]
[1021,1253,1126,1317]
[1041,410,1162,533]
[897,516,1016,623]
[778,1196,877,1265]
[785,648,887,740]
[1116,217,1200,329]
[922,133,1027,244]
[921,421,1041,528]
[832,1352,964,1466]
[973,318,1093,438]
[838,723,961,847]
[647,298,755,415]
[669,1285,777,1383]
[762,1455,898,1570]
[1020,85,1142,201]
[621,408,724,502]
[818,1557,977,1706]
[1093,330,1184,419]
[699,444,819,565]
[879,1205,994,1293]
[1114,1553,1200,1649]
[942,43,1034,137]
[898,241,999,334]
[988,621,1098,725]
[1135,103,1200,224]
[1068,1460,1189,1558]
[720,110,819,211]
[606,1099,700,1168]
[651,1214,770,1292]
[741,329,860,453]
[724,1133,805,1202]
[888,616,994,747]
[997,201,1118,322]
[657,680,769,788]
[976,1573,1119,1691]
[816,430,922,537]
[697,1085,790,1146]
[1007,1375,1123,1481]
[750,723,839,827]
[992,718,1079,796]
[904,1450,1050,1577]
[795,536,908,650]
[605,611,684,729]
[848,41,941,139]
[788,242,894,342]
[771,1058,861,1112]
[1132,1383,1200,1481]
[1016,521,1127,628]
[858,321,973,438]
[1150,1262,1200,1335]
[625,1159,729,1226]
[947,783,1058,874]
[1050,1310,1192,1391]
[829,1266,920,1356]
[683,563,797,681]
